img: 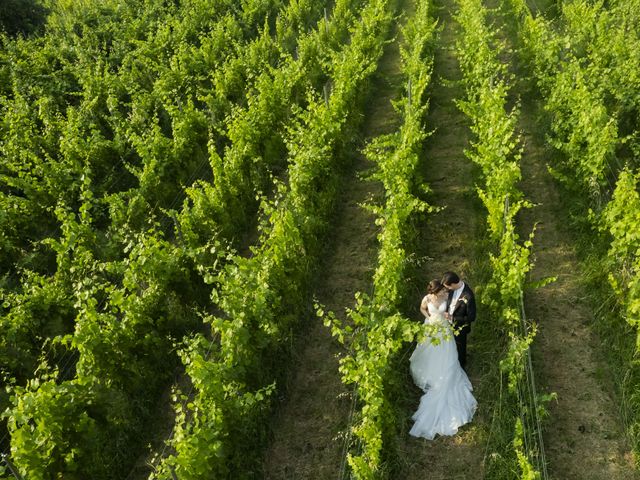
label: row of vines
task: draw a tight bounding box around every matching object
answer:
[325,0,437,477]
[505,0,640,464]
[149,0,397,476]
[454,0,546,478]
[0,0,355,477]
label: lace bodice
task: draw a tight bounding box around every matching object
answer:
[427,301,447,316]
[424,298,447,325]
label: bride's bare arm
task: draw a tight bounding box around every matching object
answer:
[420,295,431,318]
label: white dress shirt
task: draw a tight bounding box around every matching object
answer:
[449,281,465,315]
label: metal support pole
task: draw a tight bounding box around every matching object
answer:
[504,194,510,230]
[170,466,179,480]
[1,454,25,480]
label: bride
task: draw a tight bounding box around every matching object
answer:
[409,279,477,439]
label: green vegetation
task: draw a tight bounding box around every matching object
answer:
[324,0,437,476]
[1,0,639,478]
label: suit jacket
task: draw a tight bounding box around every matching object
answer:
[446,283,476,332]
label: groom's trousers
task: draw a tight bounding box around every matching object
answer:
[455,327,469,369]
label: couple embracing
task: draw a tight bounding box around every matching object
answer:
[409,271,478,440]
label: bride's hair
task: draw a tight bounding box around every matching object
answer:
[427,279,444,295]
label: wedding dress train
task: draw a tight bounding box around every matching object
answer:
[409,299,477,440]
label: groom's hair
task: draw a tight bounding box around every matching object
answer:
[442,271,460,286]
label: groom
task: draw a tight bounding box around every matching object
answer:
[442,271,476,369]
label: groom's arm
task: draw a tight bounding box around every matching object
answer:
[466,292,476,323]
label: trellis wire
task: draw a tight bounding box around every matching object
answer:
[520,293,549,479]
[504,195,549,479]
[337,386,359,480]
[1,453,24,480]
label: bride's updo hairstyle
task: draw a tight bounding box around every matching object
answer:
[427,279,444,295]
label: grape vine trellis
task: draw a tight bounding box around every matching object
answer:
[506,0,640,462]
[3,0,638,478]
[0,0,338,477]
[454,0,548,477]
[147,0,394,477]
[325,0,438,477]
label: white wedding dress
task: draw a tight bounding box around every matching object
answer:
[409,297,477,439]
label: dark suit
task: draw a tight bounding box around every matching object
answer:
[446,283,476,368]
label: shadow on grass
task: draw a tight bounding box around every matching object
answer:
[0,0,49,37]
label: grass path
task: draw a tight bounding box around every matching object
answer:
[516,98,638,479]
[485,2,640,477]
[394,0,491,477]
[261,1,404,476]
